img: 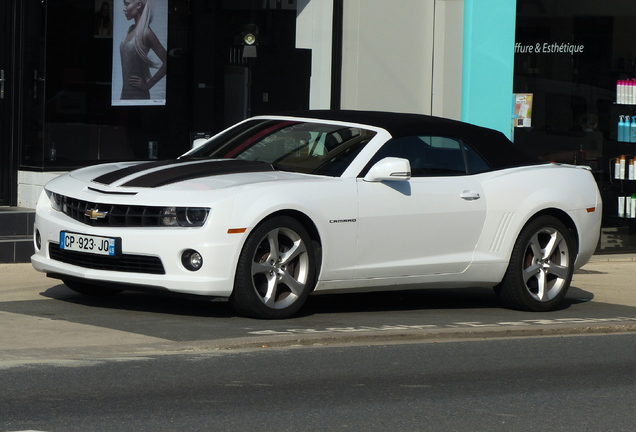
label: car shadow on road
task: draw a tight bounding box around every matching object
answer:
[40,283,235,318]
[40,282,595,319]
[299,286,594,316]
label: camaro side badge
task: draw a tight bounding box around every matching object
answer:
[329,219,357,224]
[85,208,108,220]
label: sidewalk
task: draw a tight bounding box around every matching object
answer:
[0,256,634,360]
[570,253,636,308]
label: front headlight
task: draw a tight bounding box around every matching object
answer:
[160,207,210,227]
[179,207,209,227]
[49,191,64,211]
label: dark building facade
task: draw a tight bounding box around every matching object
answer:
[1,0,318,206]
[3,0,636,253]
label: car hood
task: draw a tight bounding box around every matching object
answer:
[69,159,318,191]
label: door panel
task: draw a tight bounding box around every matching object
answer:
[356,176,487,278]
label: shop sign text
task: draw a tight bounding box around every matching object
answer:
[515,42,584,55]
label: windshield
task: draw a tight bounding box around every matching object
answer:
[184,119,376,176]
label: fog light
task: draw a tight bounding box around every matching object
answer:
[35,229,41,251]
[181,249,203,271]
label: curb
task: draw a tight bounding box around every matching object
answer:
[186,323,636,351]
[3,323,636,363]
[588,254,636,263]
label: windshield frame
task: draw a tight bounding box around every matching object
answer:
[181,118,378,177]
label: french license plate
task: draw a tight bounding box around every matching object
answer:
[60,232,118,256]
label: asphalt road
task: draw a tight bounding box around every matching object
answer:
[1,259,636,431]
[2,333,636,431]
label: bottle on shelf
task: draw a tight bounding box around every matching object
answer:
[620,115,631,142]
[616,78,636,104]
[619,115,626,142]
[620,154,627,179]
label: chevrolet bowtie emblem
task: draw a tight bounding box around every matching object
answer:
[85,208,108,220]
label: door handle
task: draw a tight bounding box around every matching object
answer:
[0,69,5,100]
[33,70,45,99]
[460,191,481,200]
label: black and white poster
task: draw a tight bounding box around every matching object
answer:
[111,0,168,106]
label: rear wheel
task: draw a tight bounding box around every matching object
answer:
[230,216,317,319]
[63,279,123,297]
[495,215,574,312]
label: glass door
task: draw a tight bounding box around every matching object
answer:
[0,0,16,205]
[19,0,48,169]
[0,0,47,204]
[18,0,194,170]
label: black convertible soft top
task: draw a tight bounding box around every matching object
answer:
[275,110,541,170]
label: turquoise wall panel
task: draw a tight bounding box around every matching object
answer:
[462,0,516,138]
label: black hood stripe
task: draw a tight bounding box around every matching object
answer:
[117,159,275,188]
[93,160,179,185]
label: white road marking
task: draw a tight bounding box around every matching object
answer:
[249,316,636,335]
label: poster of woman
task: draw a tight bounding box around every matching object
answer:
[111,0,168,106]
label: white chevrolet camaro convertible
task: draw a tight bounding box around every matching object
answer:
[32,111,602,319]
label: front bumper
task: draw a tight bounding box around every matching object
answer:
[31,199,244,298]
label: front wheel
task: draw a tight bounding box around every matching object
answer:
[230,216,317,319]
[495,215,575,312]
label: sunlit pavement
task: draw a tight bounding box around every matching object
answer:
[1,256,635,362]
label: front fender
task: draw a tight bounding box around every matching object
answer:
[228,178,360,281]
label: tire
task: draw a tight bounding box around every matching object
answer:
[230,216,317,319]
[63,279,123,297]
[495,215,575,312]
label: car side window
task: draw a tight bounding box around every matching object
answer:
[365,136,490,177]
[463,142,490,174]
[415,136,465,175]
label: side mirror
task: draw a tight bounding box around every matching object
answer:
[363,157,411,182]
[192,138,208,149]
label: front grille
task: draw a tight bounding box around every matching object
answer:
[49,243,165,275]
[61,197,167,227]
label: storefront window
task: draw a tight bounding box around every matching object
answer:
[18,0,311,172]
[514,2,636,252]
[20,0,192,171]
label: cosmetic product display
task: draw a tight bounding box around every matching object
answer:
[617,79,636,105]
[613,155,636,180]
[616,115,636,142]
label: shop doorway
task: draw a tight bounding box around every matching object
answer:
[0,0,16,205]
[0,0,49,204]
[15,0,194,169]
[17,0,47,170]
